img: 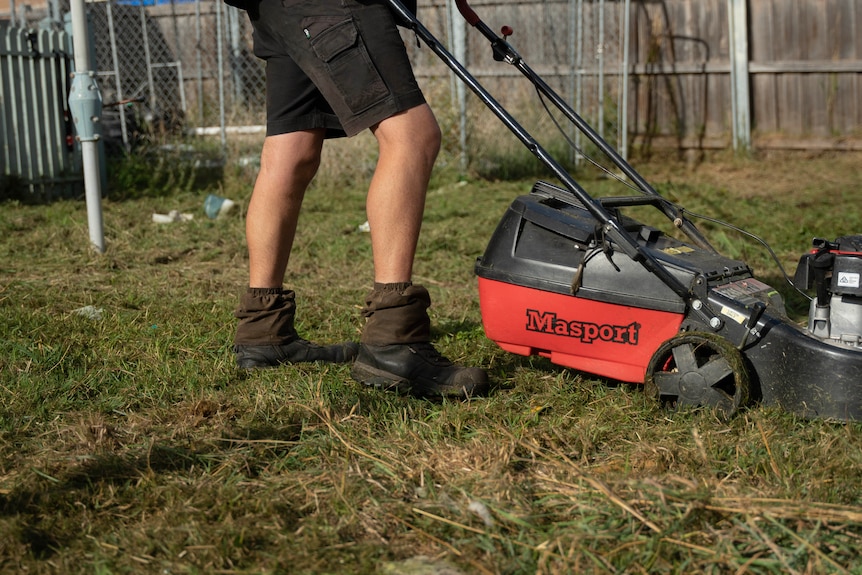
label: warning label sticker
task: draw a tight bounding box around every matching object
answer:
[837,272,860,289]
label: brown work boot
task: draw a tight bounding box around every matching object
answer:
[233,287,358,369]
[351,282,488,397]
[351,342,488,398]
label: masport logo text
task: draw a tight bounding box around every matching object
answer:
[525,309,640,345]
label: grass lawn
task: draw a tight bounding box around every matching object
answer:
[1,144,861,574]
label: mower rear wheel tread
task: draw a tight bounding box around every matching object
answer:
[645,332,749,419]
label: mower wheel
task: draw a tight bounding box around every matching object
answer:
[645,333,749,418]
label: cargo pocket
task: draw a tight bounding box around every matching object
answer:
[307,18,389,114]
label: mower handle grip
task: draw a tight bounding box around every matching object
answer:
[598,196,668,209]
[455,0,480,26]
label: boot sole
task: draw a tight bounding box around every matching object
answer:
[351,361,484,398]
[234,342,359,369]
[350,362,413,394]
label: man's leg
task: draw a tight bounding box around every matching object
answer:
[366,104,439,283]
[247,130,323,288]
[351,105,488,397]
[233,130,358,368]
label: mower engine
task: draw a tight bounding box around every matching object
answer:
[794,235,862,349]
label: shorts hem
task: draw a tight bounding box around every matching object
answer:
[340,90,427,137]
[266,113,346,139]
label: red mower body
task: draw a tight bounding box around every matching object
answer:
[477,277,683,382]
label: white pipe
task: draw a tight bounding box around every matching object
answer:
[69,0,105,253]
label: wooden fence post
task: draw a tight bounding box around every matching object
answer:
[727,0,751,152]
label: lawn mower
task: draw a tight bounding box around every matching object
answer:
[389,0,862,420]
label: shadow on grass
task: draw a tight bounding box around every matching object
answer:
[0,421,302,559]
[1,439,274,503]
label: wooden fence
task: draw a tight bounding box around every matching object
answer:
[4,0,860,156]
[631,0,862,151]
[409,0,862,153]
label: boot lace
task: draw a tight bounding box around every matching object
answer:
[409,342,454,367]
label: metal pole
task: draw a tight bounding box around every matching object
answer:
[216,0,226,149]
[228,6,242,102]
[68,0,105,253]
[106,1,129,150]
[621,0,630,160]
[140,4,157,115]
[446,0,455,109]
[49,0,60,23]
[567,0,575,164]
[177,61,186,113]
[170,0,184,120]
[195,0,204,125]
[598,0,605,140]
[448,0,468,171]
[575,0,583,165]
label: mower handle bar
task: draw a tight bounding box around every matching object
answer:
[454,0,480,26]
[446,0,714,252]
[386,0,721,321]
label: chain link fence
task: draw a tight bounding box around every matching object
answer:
[5,0,627,165]
[85,0,265,151]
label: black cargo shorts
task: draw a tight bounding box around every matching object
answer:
[247,0,426,138]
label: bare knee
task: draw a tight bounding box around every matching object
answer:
[259,131,325,190]
[290,148,323,186]
[374,105,441,167]
[423,122,442,163]
[416,113,442,154]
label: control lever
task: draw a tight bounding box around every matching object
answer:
[737,301,767,350]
